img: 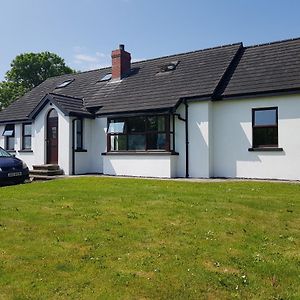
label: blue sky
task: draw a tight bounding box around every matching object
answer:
[0,0,299,80]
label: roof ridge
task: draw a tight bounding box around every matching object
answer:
[55,42,243,78]
[129,42,243,65]
[245,36,300,49]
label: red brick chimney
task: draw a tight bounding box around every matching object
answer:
[111,44,131,80]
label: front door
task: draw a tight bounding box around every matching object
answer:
[47,109,58,164]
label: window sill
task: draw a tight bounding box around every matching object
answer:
[6,150,16,153]
[19,149,33,153]
[102,151,179,156]
[75,149,87,152]
[248,147,283,152]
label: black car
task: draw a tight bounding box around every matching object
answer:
[0,147,29,185]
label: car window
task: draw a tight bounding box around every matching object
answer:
[0,148,11,157]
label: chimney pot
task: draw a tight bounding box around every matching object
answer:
[119,44,125,51]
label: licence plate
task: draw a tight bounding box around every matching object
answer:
[8,172,22,177]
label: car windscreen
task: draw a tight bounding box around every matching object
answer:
[0,148,11,157]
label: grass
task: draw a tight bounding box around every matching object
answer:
[0,177,299,299]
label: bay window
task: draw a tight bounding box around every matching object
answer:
[107,115,173,152]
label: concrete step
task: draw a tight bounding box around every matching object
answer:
[30,169,64,176]
[30,175,65,181]
[32,164,60,171]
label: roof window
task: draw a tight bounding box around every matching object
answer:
[100,73,112,82]
[159,61,179,73]
[55,79,74,89]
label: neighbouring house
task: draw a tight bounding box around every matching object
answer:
[0,38,300,180]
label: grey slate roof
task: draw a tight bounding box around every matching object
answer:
[222,38,300,98]
[28,93,92,119]
[83,43,241,114]
[0,37,300,123]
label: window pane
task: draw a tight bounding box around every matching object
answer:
[127,117,145,133]
[110,135,127,151]
[253,127,278,147]
[76,133,82,149]
[48,109,58,118]
[108,122,125,134]
[147,116,166,131]
[24,124,32,136]
[7,137,15,150]
[76,120,82,134]
[128,134,146,150]
[2,124,14,137]
[254,109,277,126]
[147,133,166,150]
[157,116,165,131]
[23,136,32,149]
[147,116,157,131]
[3,130,14,137]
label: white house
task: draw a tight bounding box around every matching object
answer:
[0,38,300,180]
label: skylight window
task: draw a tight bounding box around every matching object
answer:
[56,79,74,89]
[100,73,112,82]
[160,61,179,73]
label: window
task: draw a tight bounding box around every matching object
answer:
[2,124,15,150]
[55,79,74,89]
[107,115,172,152]
[22,123,32,150]
[75,119,83,150]
[159,61,179,73]
[100,74,112,82]
[252,107,278,148]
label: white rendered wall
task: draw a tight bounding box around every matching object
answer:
[34,103,72,174]
[103,155,177,178]
[174,105,186,178]
[74,117,107,174]
[174,101,211,178]
[188,101,211,178]
[0,103,72,174]
[212,95,300,180]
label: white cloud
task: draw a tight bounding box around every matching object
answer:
[73,46,87,53]
[70,46,146,72]
[71,48,110,71]
[74,54,100,63]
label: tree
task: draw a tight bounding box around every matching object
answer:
[0,52,75,110]
[0,81,27,110]
[6,52,75,89]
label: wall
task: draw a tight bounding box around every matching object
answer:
[74,117,107,174]
[212,94,300,180]
[103,154,177,178]
[0,103,72,175]
[2,93,300,180]
[174,101,211,178]
[174,105,186,178]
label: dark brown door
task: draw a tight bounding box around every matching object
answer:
[47,109,58,164]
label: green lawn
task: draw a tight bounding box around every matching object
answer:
[0,177,299,299]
